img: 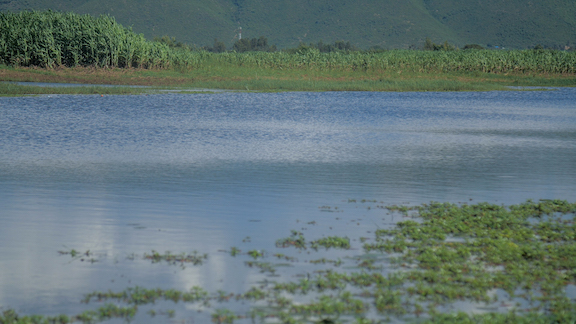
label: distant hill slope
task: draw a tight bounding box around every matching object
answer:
[1,0,575,49]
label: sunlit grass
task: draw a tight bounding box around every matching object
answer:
[2,63,574,93]
[0,81,149,96]
[1,10,574,93]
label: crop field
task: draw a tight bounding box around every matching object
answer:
[1,11,576,76]
[1,11,575,93]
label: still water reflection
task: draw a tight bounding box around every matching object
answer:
[1,90,575,321]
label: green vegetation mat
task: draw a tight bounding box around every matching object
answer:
[2,200,575,323]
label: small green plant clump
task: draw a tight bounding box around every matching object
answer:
[276,230,307,249]
[309,258,342,266]
[247,250,265,259]
[276,231,350,250]
[143,250,207,265]
[273,253,297,261]
[0,305,137,324]
[57,249,99,263]
[58,249,90,258]
[229,246,241,256]
[82,286,209,305]
[310,236,351,250]
[211,308,238,324]
[244,261,277,275]
[0,309,71,324]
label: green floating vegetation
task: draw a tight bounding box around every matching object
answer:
[58,249,90,258]
[309,258,342,266]
[276,231,350,250]
[82,286,209,305]
[227,246,242,256]
[244,261,277,275]
[276,230,307,249]
[247,250,265,259]
[0,305,137,324]
[57,249,100,263]
[59,249,208,267]
[310,236,351,250]
[143,250,207,266]
[212,308,238,324]
[5,199,576,323]
[273,253,297,262]
[363,199,576,320]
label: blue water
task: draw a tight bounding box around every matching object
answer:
[1,89,575,321]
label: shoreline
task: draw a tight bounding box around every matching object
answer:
[1,66,575,95]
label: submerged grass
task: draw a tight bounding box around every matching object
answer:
[3,199,576,323]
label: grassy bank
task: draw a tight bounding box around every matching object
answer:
[0,10,575,93]
[1,200,575,323]
[2,11,576,74]
[0,81,152,96]
[1,65,575,94]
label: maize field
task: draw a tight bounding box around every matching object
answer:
[1,10,575,74]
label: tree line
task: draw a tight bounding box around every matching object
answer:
[158,35,575,53]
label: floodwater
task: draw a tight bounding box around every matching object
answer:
[1,89,575,322]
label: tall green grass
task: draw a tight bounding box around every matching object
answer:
[0,10,172,68]
[200,49,576,74]
[1,11,575,74]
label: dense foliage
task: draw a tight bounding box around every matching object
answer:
[0,10,172,68]
[1,11,575,74]
[185,49,576,74]
[232,36,276,53]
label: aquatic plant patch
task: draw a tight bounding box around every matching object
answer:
[310,236,351,250]
[3,200,575,323]
[143,250,208,266]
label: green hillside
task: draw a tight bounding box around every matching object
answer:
[423,0,576,49]
[1,0,575,49]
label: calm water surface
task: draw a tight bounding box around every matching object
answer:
[1,90,575,321]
